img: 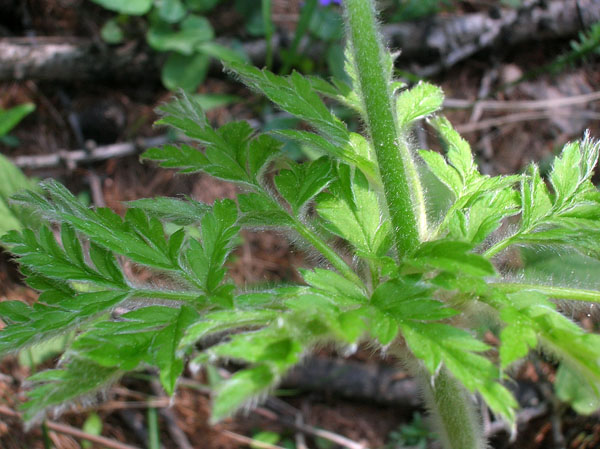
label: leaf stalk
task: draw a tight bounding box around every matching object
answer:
[492,282,600,303]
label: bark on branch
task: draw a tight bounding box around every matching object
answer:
[282,357,421,408]
[0,0,597,82]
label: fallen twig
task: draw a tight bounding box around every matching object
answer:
[444,90,600,111]
[1,0,598,82]
[220,429,289,449]
[10,88,600,172]
[0,404,141,449]
[455,110,600,134]
[150,379,194,449]
[485,404,549,437]
[179,374,368,449]
[10,135,168,170]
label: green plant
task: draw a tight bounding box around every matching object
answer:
[2,2,600,449]
[0,103,38,236]
[389,0,452,22]
[0,103,35,146]
[92,0,248,91]
[0,154,39,237]
[384,413,432,449]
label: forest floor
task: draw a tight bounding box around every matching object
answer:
[1,1,600,448]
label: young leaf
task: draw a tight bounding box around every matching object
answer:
[127,197,210,225]
[406,240,495,277]
[0,154,39,236]
[489,290,600,414]
[316,166,390,257]
[555,364,600,415]
[148,96,281,188]
[207,331,301,368]
[429,116,475,183]
[499,307,538,369]
[418,149,463,197]
[0,103,35,137]
[72,305,198,395]
[0,290,128,357]
[211,364,275,421]
[12,181,177,270]
[402,321,517,422]
[237,192,294,227]
[144,122,255,185]
[371,278,457,321]
[300,267,367,305]
[308,75,364,116]
[448,189,519,245]
[183,199,239,292]
[274,130,378,181]
[22,359,120,421]
[3,226,126,289]
[520,164,552,231]
[396,82,444,128]
[274,157,333,215]
[181,309,279,350]
[147,15,214,54]
[226,62,350,145]
[489,134,600,256]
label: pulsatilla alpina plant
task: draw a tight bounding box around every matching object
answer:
[1,1,600,448]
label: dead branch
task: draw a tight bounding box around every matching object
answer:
[0,404,142,449]
[10,135,168,170]
[389,0,600,76]
[281,357,421,408]
[11,87,600,170]
[1,0,598,82]
[444,90,600,111]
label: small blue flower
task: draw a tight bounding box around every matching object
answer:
[319,0,341,5]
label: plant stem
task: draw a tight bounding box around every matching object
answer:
[132,289,202,302]
[393,345,486,449]
[147,406,160,449]
[343,0,425,256]
[492,282,600,303]
[292,218,364,288]
[42,421,53,449]
[253,185,363,288]
[483,236,515,259]
[420,367,485,449]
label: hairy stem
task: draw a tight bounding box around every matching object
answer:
[131,289,202,302]
[292,218,364,288]
[483,236,516,259]
[255,185,363,288]
[343,0,425,256]
[492,282,600,303]
[394,345,486,449]
[420,366,485,449]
